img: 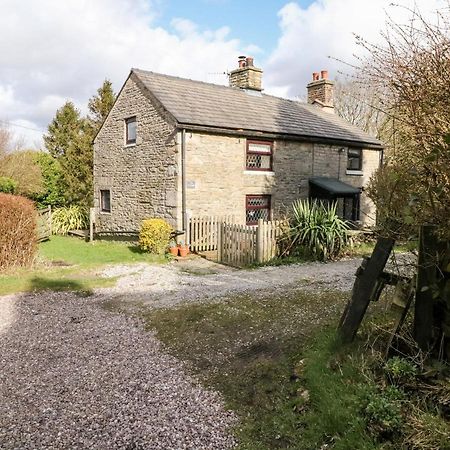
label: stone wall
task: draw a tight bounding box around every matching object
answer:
[93,74,179,233]
[185,131,380,226]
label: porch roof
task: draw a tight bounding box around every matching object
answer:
[309,177,360,197]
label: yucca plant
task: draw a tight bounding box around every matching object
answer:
[287,199,349,261]
[52,205,88,235]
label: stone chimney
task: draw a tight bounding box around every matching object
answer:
[229,56,263,91]
[307,70,334,113]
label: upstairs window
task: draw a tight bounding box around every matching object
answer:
[246,195,271,225]
[246,140,273,171]
[347,148,362,171]
[100,189,111,213]
[125,116,136,145]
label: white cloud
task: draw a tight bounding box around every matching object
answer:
[264,0,447,98]
[0,0,253,147]
[2,0,448,148]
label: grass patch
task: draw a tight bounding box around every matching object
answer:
[0,235,166,295]
[298,331,379,449]
[143,289,355,449]
[0,266,117,296]
[347,240,418,258]
[39,235,167,267]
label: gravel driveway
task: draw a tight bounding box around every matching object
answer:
[99,257,362,309]
[0,258,363,449]
[0,291,236,449]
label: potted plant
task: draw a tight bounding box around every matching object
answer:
[178,240,189,257]
[168,240,179,256]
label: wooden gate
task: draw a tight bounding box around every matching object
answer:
[218,222,257,266]
[37,206,52,242]
[218,219,283,267]
[189,215,234,252]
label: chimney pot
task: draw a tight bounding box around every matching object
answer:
[321,70,328,80]
[312,72,320,81]
[246,56,254,67]
[238,55,246,68]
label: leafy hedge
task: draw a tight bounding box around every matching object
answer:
[139,218,173,254]
[0,193,37,271]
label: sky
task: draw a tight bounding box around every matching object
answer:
[0,0,447,148]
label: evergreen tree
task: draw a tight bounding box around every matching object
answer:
[32,152,66,209]
[60,119,94,209]
[43,81,116,209]
[88,79,116,131]
[44,101,82,159]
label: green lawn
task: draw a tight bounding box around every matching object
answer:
[39,235,166,267]
[0,236,166,296]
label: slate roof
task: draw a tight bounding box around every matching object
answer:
[132,68,382,149]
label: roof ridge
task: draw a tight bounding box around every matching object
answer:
[131,68,306,104]
[132,67,242,92]
[130,67,382,147]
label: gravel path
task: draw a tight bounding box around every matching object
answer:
[98,257,362,309]
[0,292,236,449]
[0,257,366,449]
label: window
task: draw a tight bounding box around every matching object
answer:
[343,195,360,221]
[246,195,271,225]
[100,189,111,213]
[246,140,273,171]
[125,116,136,145]
[347,148,362,171]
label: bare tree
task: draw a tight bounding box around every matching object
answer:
[334,78,394,147]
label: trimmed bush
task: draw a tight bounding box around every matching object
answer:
[287,199,349,261]
[0,193,37,271]
[0,176,17,194]
[139,218,173,254]
[52,205,88,235]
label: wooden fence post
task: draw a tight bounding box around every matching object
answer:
[217,221,223,262]
[89,207,95,242]
[256,219,264,263]
[338,236,395,343]
[414,225,438,350]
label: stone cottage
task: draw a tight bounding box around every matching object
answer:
[93,56,383,238]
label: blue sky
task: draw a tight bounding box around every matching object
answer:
[155,0,313,56]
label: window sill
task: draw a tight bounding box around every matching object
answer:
[99,211,111,215]
[124,143,136,148]
[244,170,275,176]
[346,170,363,176]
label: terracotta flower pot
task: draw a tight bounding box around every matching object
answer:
[178,245,189,257]
[169,246,179,256]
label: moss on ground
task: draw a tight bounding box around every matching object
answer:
[143,289,366,449]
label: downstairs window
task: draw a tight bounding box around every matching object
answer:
[246,195,271,225]
[100,189,111,213]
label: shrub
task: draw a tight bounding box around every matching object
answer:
[139,218,173,254]
[384,356,418,385]
[286,199,350,261]
[52,205,88,235]
[362,387,404,437]
[0,176,17,194]
[0,193,37,271]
